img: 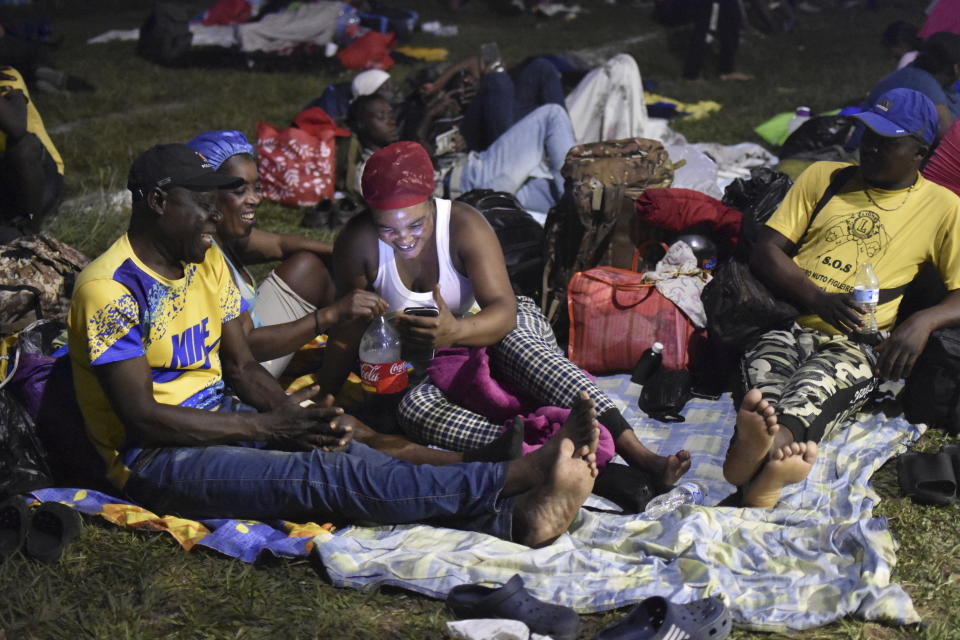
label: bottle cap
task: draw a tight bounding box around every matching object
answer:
[652,342,664,353]
[796,106,811,116]
[678,481,706,500]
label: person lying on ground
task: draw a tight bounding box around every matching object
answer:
[360,52,648,150]
[723,89,960,508]
[319,140,691,486]
[347,94,574,216]
[67,142,600,548]
[0,66,63,243]
[863,31,960,142]
[434,53,650,149]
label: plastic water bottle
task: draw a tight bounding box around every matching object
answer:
[631,342,664,385]
[359,315,407,393]
[852,262,880,335]
[642,481,706,519]
[786,106,812,137]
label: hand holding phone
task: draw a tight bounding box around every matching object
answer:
[434,128,460,156]
[399,306,439,365]
[404,306,440,318]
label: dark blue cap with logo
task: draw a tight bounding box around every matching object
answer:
[127,143,243,202]
[853,88,939,145]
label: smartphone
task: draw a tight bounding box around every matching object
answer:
[401,307,438,366]
[404,306,440,318]
[434,128,459,156]
[480,42,501,70]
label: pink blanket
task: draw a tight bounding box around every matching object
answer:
[428,347,616,466]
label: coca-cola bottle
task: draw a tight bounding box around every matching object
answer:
[358,315,408,432]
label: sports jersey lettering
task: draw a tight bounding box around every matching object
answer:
[68,235,245,489]
[170,317,212,369]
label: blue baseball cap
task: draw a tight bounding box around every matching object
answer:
[853,88,939,145]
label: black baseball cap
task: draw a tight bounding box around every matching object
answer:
[127,143,244,202]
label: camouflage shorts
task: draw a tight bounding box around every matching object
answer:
[741,325,879,443]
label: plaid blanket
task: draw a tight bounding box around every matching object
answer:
[312,376,922,632]
[32,376,921,631]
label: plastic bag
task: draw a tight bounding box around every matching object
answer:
[0,322,56,500]
[256,118,336,207]
[638,368,692,422]
[780,116,856,160]
[722,167,793,258]
[337,31,395,71]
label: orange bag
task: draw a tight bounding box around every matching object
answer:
[566,266,704,374]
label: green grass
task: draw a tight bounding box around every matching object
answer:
[3,0,958,637]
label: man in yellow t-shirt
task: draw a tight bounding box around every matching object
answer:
[67,143,600,548]
[0,66,63,242]
[722,88,960,508]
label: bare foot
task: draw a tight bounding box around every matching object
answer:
[742,441,818,508]
[720,72,754,81]
[557,391,601,454]
[513,437,595,547]
[723,389,779,486]
[503,393,600,494]
[660,450,692,485]
[614,430,691,485]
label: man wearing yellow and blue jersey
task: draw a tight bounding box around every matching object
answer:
[66,144,600,548]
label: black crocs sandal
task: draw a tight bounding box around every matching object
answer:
[24,502,82,564]
[446,574,581,640]
[942,443,960,484]
[897,451,958,506]
[0,496,29,562]
[597,595,732,640]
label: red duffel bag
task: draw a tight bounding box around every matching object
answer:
[566,265,705,374]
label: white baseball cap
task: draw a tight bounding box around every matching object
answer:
[351,69,391,98]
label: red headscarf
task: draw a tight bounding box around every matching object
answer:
[361,141,435,210]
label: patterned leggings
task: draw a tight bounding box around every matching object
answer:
[397,297,618,451]
[741,326,879,443]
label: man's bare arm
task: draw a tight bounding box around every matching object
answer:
[751,226,863,334]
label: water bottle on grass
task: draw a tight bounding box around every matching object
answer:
[642,482,706,519]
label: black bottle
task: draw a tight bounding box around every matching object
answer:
[630,342,664,385]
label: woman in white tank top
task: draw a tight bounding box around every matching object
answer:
[321,142,693,489]
[320,144,519,392]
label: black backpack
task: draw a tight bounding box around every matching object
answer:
[902,327,960,435]
[137,2,193,67]
[456,190,544,299]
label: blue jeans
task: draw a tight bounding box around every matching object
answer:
[460,58,565,152]
[122,404,514,538]
[458,103,576,214]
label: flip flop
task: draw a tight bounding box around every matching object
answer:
[0,496,29,562]
[24,502,81,564]
[596,595,732,640]
[446,574,581,640]
[897,451,958,506]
